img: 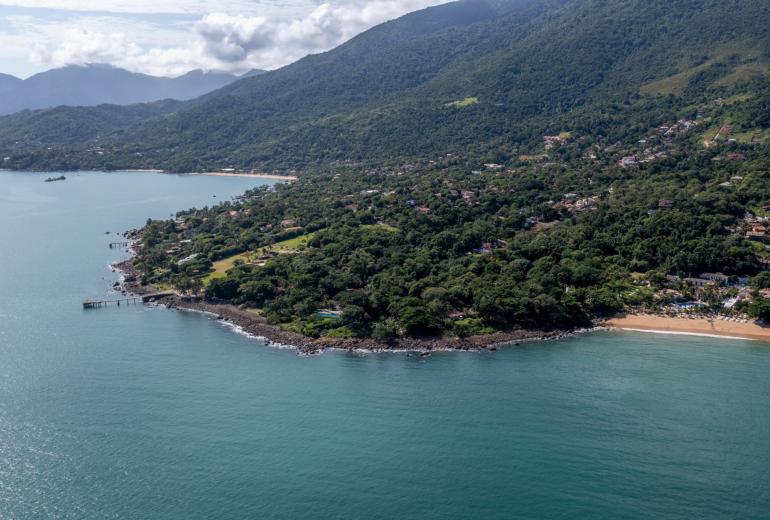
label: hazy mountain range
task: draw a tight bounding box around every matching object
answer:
[0,64,263,115]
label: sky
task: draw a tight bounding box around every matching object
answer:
[0,0,446,78]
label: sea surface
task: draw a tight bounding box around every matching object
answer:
[1,170,770,519]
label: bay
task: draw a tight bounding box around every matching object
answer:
[1,171,769,519]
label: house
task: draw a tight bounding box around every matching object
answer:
[699,273,729,285]
[619,156,638,167]
[178,253,200,266]
[280,219,296,228]
[746,231,767,240]
[683,277,710,287]
[658,199,674,209]
[543,135,567,149]
[574,197,598,211]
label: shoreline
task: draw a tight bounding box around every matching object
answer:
[113,260,770,353]
[194,172,298,181]
[163,296,589,354]
[2,169,297,182]
[113,259,585,354]
[119,170,298,181]
[607,314,770,343]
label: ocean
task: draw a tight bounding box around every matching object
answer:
[1,171,769,519]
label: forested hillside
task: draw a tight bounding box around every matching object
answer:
[82,0,770,342]
[7,0,769,172]
[0,101,182,151]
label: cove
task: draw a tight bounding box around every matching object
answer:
[1,171,769,519]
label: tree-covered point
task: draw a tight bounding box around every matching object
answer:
[133,112,770,339]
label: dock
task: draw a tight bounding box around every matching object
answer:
[83,292,175,309]
[109,241,129,249]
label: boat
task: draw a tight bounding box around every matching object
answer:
[44,175,66,183]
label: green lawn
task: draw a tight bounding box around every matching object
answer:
[201,232,317,285]
[269,233,315,252]
[362,223,399,233]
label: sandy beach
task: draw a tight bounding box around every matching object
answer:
[197,172,298,181]
[607,314,770,342]
[115,170,298,181]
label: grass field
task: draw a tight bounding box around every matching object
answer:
[445,97,479,108]
[202,232,317,285]
[640,45,766,96]
[362,223,399,233]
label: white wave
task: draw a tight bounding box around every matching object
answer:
[616,327,757,342]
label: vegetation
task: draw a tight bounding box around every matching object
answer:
[133,103,770,339]
[6,0,770,340]
[4,0,770,173]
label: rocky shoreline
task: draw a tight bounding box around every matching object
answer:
[114,257,600,355]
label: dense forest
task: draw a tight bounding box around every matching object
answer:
[3,0,770,172]
[134,83,770,339]
[5,0,770,339]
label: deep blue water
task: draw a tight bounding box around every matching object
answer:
[2,171,770,519]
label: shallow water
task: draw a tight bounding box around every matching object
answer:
[1,171,770,519]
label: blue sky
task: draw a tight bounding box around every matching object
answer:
[0,0,443,78]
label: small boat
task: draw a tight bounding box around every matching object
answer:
[44,175,66,183]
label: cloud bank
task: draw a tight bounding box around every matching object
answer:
[0,0,445,77]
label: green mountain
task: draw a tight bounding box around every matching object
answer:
[3,0,770,172]
[115,0,770,343]
[0,100,182,150]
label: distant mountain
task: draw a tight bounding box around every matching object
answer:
[0,64,257,115]
[240,69,267,79]
[0,72,21,93]
[3,0,770,171]
[0,100,182,151]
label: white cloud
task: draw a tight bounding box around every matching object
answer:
[0,0,447,77]
[0,1,281,15]
[194,0,444,68]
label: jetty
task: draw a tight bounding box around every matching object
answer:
[83,292,175,309]
[109,241,129,249]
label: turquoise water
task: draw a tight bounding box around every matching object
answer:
[2,171,770,519]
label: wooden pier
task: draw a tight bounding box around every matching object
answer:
[109,241,129,249]
[82,292,175,309]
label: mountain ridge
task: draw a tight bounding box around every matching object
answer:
[2,0,770,171]
[0,64,264,116]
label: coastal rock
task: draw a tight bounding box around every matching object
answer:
[112,256,592,355]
